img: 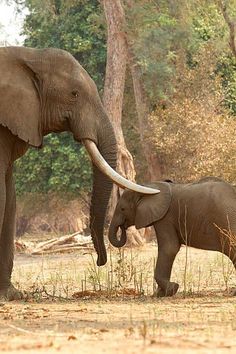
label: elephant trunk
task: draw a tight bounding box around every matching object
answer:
[76,97,159,265]
[108,219,127,248]
[89,116,117,266]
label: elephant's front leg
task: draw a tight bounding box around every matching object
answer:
[154,225,180,297]
[0,166,23,300]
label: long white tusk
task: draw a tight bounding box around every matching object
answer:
[83,139,160,195]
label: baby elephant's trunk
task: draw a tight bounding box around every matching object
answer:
[108,223,127,248]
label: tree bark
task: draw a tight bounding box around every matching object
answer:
[218,0,236,58]
[101,0,144,246]
[125,0,162,182]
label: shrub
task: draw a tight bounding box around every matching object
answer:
[150,47,236,183]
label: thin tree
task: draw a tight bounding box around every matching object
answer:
[101,0,144,246]
[127,46,163,181]
[126,0,162,182]
[217,0,236,58]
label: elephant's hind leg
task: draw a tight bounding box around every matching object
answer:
[223,243,236,296]
[154,225,180,297]
[0,166,23,300]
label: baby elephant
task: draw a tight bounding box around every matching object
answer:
[108,177,236,297]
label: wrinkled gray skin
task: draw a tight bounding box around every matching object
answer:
[109,177,236,297]
[0,46,117,300]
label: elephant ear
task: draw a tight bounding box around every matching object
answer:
[135,182,172,229]
[0,47,43,147]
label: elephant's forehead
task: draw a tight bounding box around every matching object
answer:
[51,58,95,92]
[51,51,88,79]
[78,67,90,82]
[121,190,135,202]
[65,59,95,87]
[77,67,97,92]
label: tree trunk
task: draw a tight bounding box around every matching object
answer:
[218,1,236,58]
[124,0,162,183]
[101,0,144,246]
[128,48,162,182]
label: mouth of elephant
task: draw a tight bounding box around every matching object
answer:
[117,222,130,234]
[123,223,128,230]
[123,220,132,229]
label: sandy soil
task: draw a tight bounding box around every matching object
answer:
[0,244,236,353]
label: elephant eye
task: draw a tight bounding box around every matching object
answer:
[120,207,125,212]
[71,90,79,98]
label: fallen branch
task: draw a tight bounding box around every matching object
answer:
[31,245,93,255]
[15,232,92,255]
[33,232,81,252]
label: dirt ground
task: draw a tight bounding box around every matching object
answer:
[1,242,236,353]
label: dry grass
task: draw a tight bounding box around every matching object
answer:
[0,240,235,353]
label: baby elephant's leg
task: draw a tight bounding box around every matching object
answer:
[154,225,180,297]
[224,245,236,296]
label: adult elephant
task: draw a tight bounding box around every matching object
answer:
[0,46,158,300]
[108,177,236,296]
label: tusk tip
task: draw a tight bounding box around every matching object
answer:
[135,187,160,195]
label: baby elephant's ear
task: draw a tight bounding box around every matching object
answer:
[135,182,171,229]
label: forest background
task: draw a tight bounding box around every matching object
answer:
[1,0,236,237]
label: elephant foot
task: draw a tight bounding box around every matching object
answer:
[156,282,179,297]
[0,284,23,301]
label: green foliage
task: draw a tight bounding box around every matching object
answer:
[126,0,192,103]
[15,133,92,195]
[217,54,236,114]
[192,2,226,43]
[125,0,236,112]
[190,0,236,114]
